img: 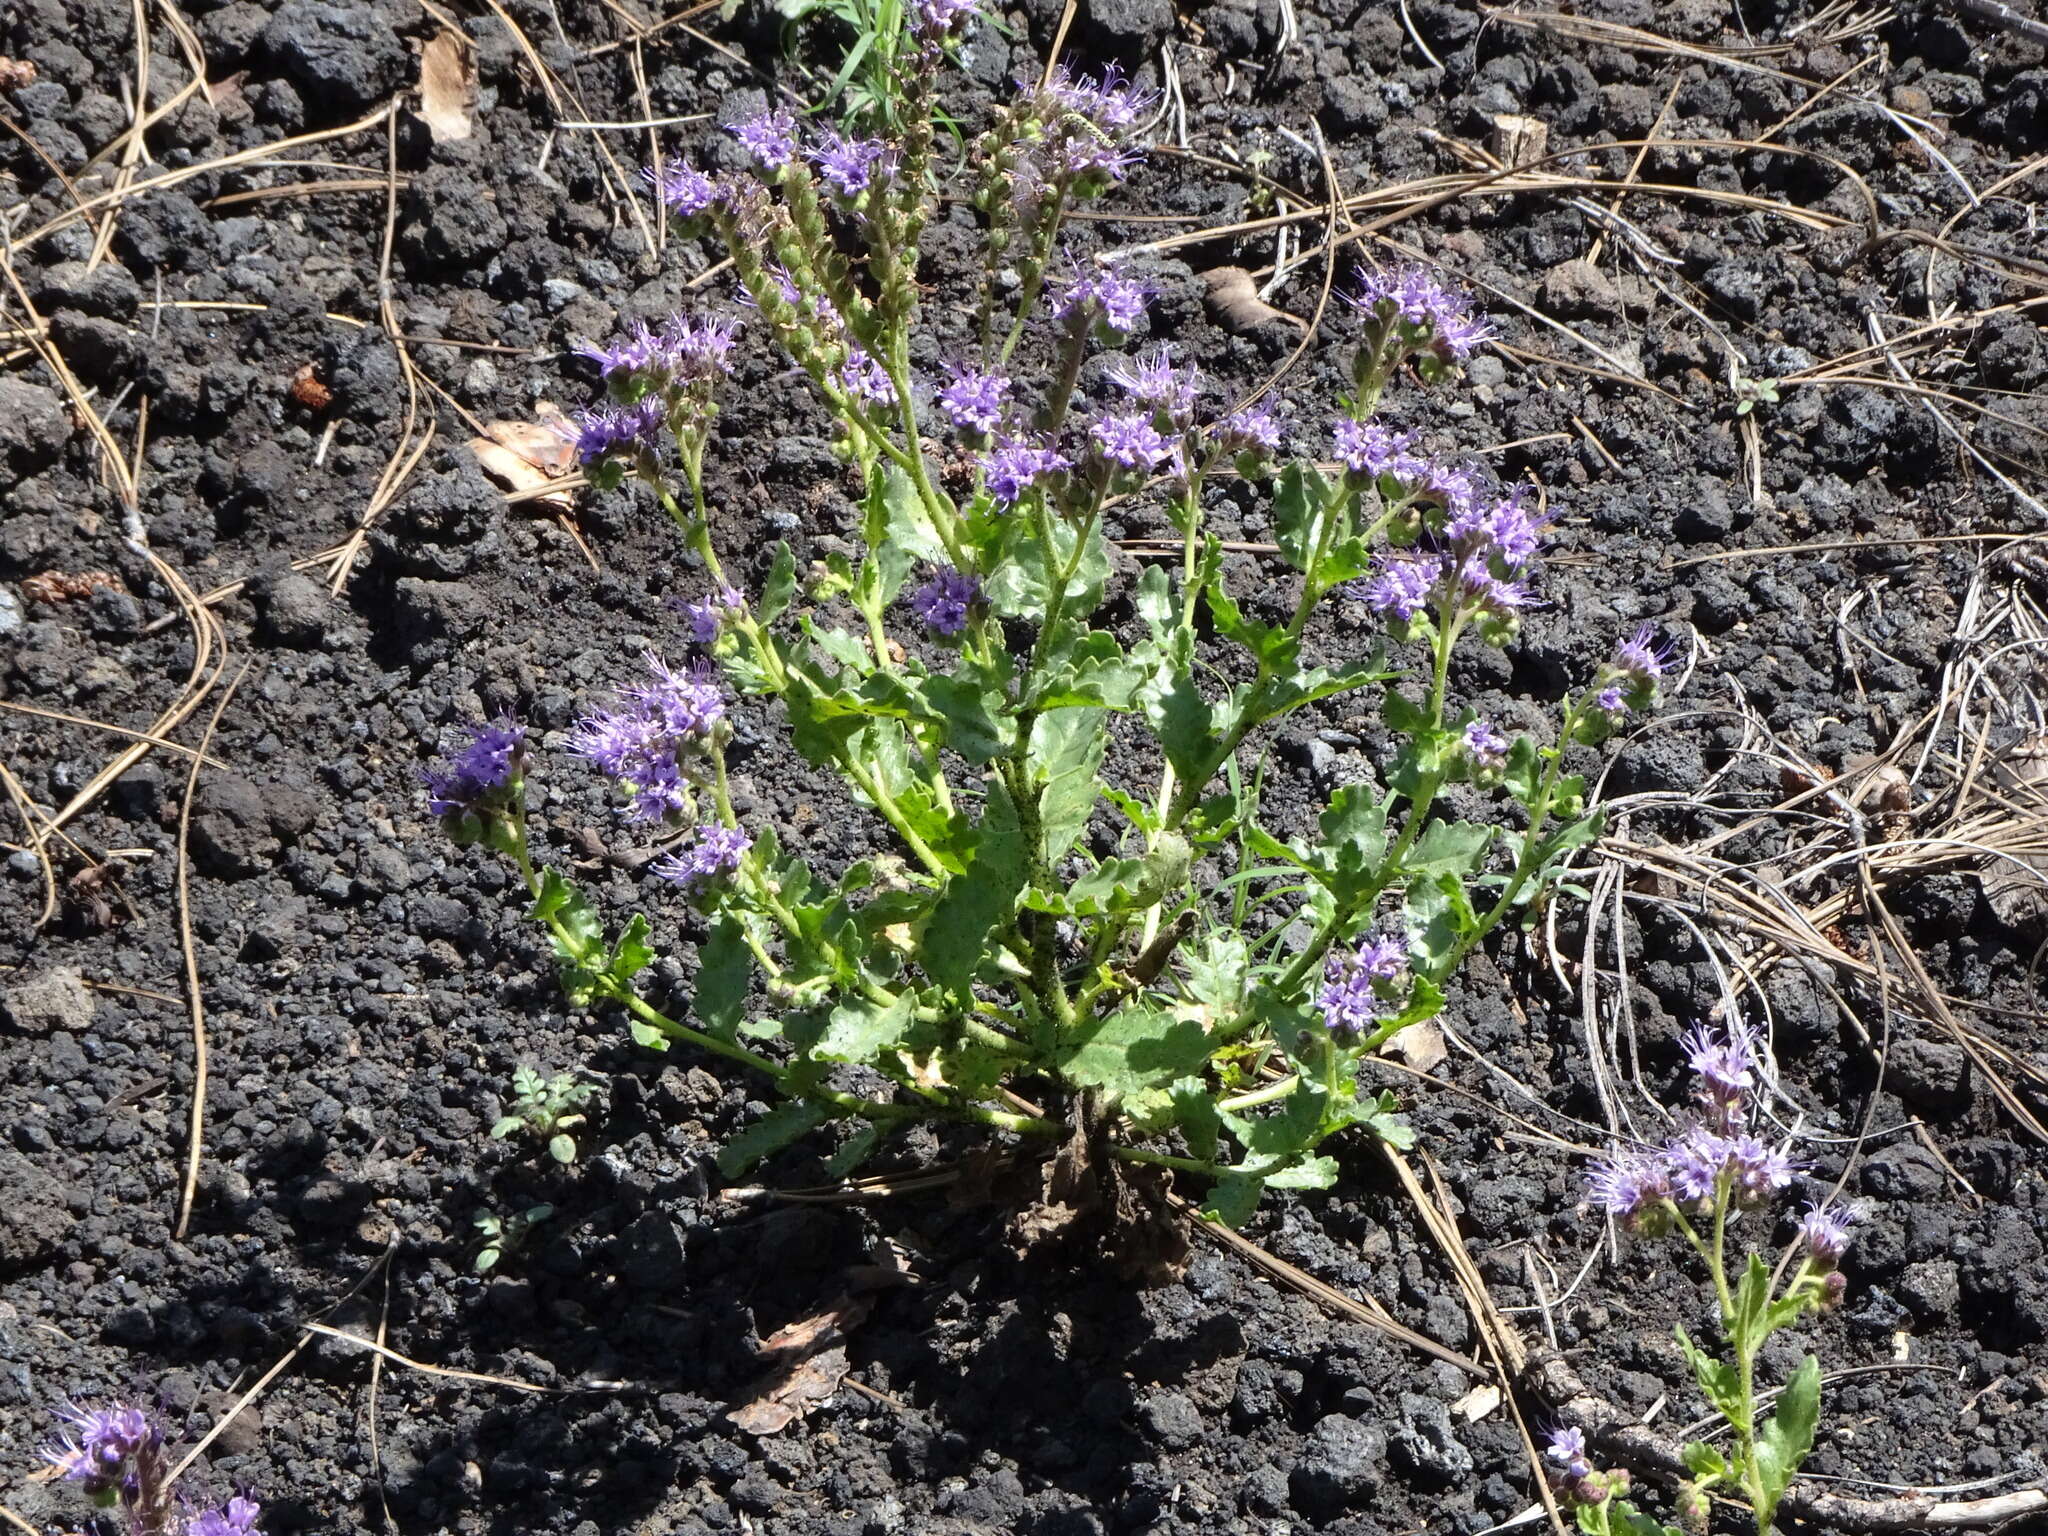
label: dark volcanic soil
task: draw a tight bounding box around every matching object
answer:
[5,0,2048,1533]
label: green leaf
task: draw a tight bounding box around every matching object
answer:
[916,671,1008,764]
[1183,930,1249,1018]
[825,1123,882,1180]
[758,541,799,625]
[1060,1004,1214,1100]
[529,868,602,961]
[815,990,915,1065]
[1205,561,1297,671]
[1503,734,1542,801]
[1681,1442,1730,1481]
[1264,1154,1339,1190]
[1144,670,1215,788]
[1754,1353,1821,1523]
[1607,1502,1685,1536]
[1272,461,1338,573]
[1406,819,1494,879]
[547,1133,576,1164]
[695,914,754,1038]
[984,509,1110,622]
[1317,785,1389,902]
[1221,1078,1327,1170]
[1260,654,1394,722]
[1404,871,1477,974]
[1034,628,1143,710]
[1032,708,1105,861]
[1535,807,1606,863]
[1383,686,1432,737]
[1134,561,1176,645]
[628,1017,672,1051]
[1731,1251,1772,1355]
[607,912,655,984]
[1202,1171,1265,1229]
[717,1099,830,1177]
[1674,1324,1743,1423]
[1169,1077,1221,1163]
[923,776,1026,996]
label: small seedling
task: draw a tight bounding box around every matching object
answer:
[491,1065,599,1164]
[1729,362,1780,417]
[473,1204,554,1274]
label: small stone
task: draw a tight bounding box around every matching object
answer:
[254,570,331,648]
[1889,1038,1970,1112]
[619,1210,685,1288]
[1861,1142,1945,1202]
[2,965,95,1035]
[0,376,72,478]
[0,1150,69,1268]
[1140,1391,1203,1450]
[1540,258,1621,321]
[46,310,139,387]
[1290,1414,1384,1516]
[1899,1259,1960,1322]
[259,2,410,115]
[1392,1391,1474,1481]
[1079,0,1175,54]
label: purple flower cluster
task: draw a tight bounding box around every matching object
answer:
[644,161,720,218]
[909,0,978,38]
[568,654,727,823]
[1051,258,1153,335]
[45,1403,159,1493]
[1463,718,1509,768]
[1212,402,1282,457]
[652,824,751,891]
[567,397,666,465]
[981,433,1070,504]
[1349,472,1546,629]
[808,128,895,199]
[1107,345,1200,425]
[910,567,981,636]
[936,366,1012,435]
[1090,410,1178,473]
[1348,263,1494,361]
[676,585,744,645]
[1049,63,1160,133]
[835,344,897,406]
[1317,936,1407,1035]
[190,1497,264,1536]
[727,106,798,170]
[424,719,526,816]
[578,313,740,384]
[1799,1203,1855,1267]
[1585,1021,1804,1226]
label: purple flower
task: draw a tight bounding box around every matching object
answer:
[1464,719,1509,768]
[570,654,727,824]
[676,585,744,645]
[981,434,1069,504]
[1799,1203,1854,1266]
[1317,952,1380,1036]
[652,824,751,891]
[424,718,526,816]
[1051,133,1144,184]
[1586,1145,1673,1222]
[1478,488,1547,567]
[1090,410,1177,472]
[1213,403,1282,456]
[576,321,661,378]
[1333,419,1415,478]
[835,345,897,406]
[1544,1426,1593,1484]
[1597,682,1627,714]
[1049,62,1160,132]
[727,107,798,170]
[1682,1020,1759,1122]
[1108,345,1200,423]
[1050,259,1152,334]
[1614,623,1673,684]
[1355,551,1439,621]
[1349,264,1494,361]
[1353,935,1408,979]
[643,161,719,217]
[910,0,978,37]
[188,1497,263,1536]
[910,567,980,636]
[1726,1133,1800,1204]
[808,129,893,198]
[656,313,740,380]
[1449,554,1535,618]
[936,366,1012,435]
[566,398,664,464]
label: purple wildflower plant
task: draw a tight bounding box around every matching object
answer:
[1050,258,1152,335]
[1353,550,1438,622]
[1596,681,1627,714]
[1090,410,1177,473]
[1317,937,1406,1036]
[644,161,720,218]
[424,719,526,817]
[1682,1018,1760,1128]
[1107,345,1200,425]
[675,585,745,646]
[1585,1145,1675,1227]
[727,107,799,170]
[808,129,893,199]
[909,0,978,36]
[1333,418,1416,479]
[1348,263,1494,362]
[1463,718,1509,769]
[910,567,981,636]
[651,824,751,892]
[981,433,1069,504]
[569,654,727,824]
[566,398,665,465]
[936,366,1012,436]
[188,1496,264,1536]
[1048,62,1161,132]
[1614,622,1674,687]
[1212,402,1282,458]
[1545,1426,1594,1485]
[835,345,897,406]
[1799,1203,1855,1268]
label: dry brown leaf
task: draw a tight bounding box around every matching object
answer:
[288,362,333,410]
[1451,1382,1502,1422]
[725,1295,873,1436]
[1381,1018,1448,1074]
[469,411,577,509]
[1201,266,1307,336]
[418,32,474,143]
